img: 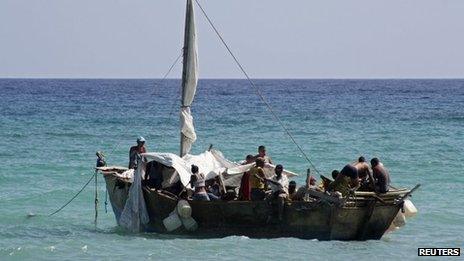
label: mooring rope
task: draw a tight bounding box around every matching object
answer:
[194,0,321,175]
[48,174,95,216]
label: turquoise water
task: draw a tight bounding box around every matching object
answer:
[1,79,463,260]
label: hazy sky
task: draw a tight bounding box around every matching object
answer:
[1,0,463,78]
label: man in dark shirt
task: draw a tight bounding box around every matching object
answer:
[371,158,391,193]
[96,151,106,167]
[129,136,147,169]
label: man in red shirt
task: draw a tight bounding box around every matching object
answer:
[128,136,147,169]
[238,154,254,200]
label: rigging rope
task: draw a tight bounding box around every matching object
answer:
[152,51,182,96]
[47,51,183,217]
[194,0,321,174]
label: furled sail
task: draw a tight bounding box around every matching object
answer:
[180,0,199,157]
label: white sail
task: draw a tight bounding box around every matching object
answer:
[180,0,199,157]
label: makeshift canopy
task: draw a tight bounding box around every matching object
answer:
[141,149,298,188]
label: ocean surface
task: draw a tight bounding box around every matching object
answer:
[0,79,463,260]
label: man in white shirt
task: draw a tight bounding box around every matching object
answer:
[266,164,288,221]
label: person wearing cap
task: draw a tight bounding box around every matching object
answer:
[128,136,147,169]
[96,151,106,167]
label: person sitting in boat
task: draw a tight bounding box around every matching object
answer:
[353,156,373,191]
[353,156,370,179]
[371,158,391,193]
[288,180,297,200]
[291,170,323,201]
[144,160,164,189]
[327,165,359,197]
[96,151,106,167]
[253,145,273,164]
[128,136,147,169]
[206,176,221,201]
[319,170,340,192]
[249,157,267,201]
[266,164,289,221]
[238,154,254,200]
[190,165,210,201]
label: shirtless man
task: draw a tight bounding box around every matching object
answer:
[327,164,359,196]
[128,136,147,169]
[353,156,373,190]
[371,158,391,193]
[254,145,273,164]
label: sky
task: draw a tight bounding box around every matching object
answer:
[0,0,463,79]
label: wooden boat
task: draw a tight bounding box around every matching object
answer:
[100,166,418,240]
[98,0,419,240]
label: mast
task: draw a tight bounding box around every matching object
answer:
[180,0,199,157]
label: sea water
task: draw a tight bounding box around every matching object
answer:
[0,79,463,260]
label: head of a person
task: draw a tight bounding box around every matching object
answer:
[191,164,199,174]
[96,151,104,159]
[255,157,265,168]
[331,170,340,180]
[258,145,266,157]
[245,154,254,164]
[358,156,365,163]
[289,181,297,194]
[275,164,283,176]
[137,136,146,147]
[370,157,380,167]
[309,176,316,185]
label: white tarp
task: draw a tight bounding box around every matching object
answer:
[119,161,149,232]
[180,0,199,157]
[142,149,298,188]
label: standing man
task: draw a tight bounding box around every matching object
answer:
[129,136,147,169]
[371,158,391,193]
[249,157,267,201]
[238,154,254,200]
[254,145,273,164]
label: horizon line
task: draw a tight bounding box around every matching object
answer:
[1,77,464,80]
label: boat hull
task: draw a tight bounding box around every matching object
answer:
[103,175,402,240]
[142,187,400,240]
